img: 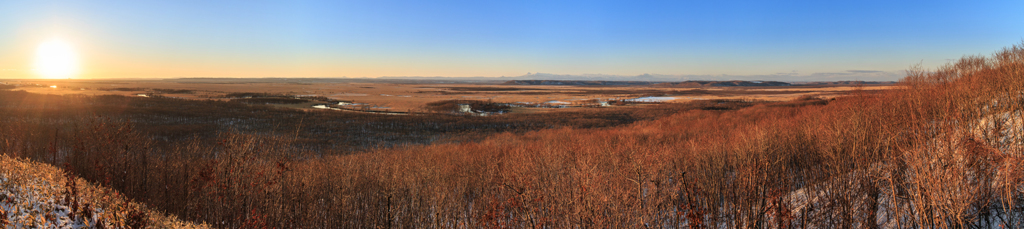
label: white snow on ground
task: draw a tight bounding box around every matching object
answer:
[625,96,676,102]
[0,174,102,228]
[0,155,207,228]
[974,110,1023,151]
[770,105,1024,229]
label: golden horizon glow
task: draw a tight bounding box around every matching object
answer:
[33,38,79,79]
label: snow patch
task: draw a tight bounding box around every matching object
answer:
[625,96,676,102]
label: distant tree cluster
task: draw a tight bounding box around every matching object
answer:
[425,100,512,113]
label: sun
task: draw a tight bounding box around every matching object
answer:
[33,38,80,79]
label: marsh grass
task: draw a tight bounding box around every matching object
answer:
[0,43,1022,228]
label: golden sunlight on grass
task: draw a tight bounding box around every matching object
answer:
[33,38,79,79]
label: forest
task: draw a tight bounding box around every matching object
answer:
[1,43,1023,228]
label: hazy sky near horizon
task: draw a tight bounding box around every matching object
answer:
[1,0,1022,80]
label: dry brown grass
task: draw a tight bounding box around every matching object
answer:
[0,43,1021,228]
[4,78,889,112]
[0,154,207,228]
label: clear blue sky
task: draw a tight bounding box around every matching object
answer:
[1,0,1022,80]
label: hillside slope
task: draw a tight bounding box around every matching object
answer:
[0,154,207,228]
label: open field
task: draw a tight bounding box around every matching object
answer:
[0,78,894,113]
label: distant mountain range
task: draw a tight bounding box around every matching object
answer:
[160,72,898,85]
[380,71,904,82]
[502,80,794,87]
[501,80,664,86]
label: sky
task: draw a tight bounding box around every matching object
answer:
[1,0,1022,80]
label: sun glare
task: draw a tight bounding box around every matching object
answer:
[33,38,79,79]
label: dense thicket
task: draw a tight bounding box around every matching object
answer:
[1,43,1022,228]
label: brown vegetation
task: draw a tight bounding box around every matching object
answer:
[10,77,891,112]
[152,89,196,94]
[232,97,310,104]
[425,100,512,113]
[1,43,1022,228]
[0,154,206,228]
